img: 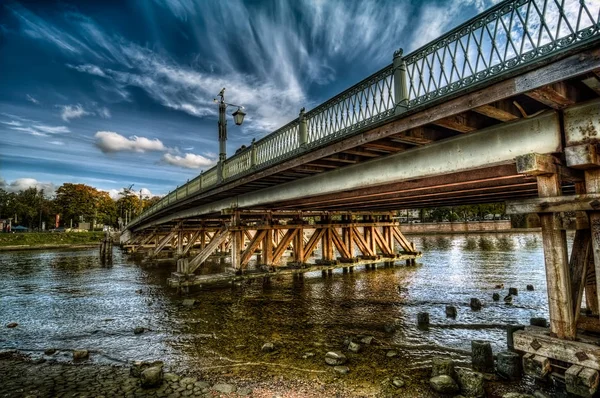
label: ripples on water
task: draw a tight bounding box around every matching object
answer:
[0,233,552,380]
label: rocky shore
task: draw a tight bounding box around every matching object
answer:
[0,349,556,398]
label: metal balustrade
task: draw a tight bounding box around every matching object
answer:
[128,0,600,228]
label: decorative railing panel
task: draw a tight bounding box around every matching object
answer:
[254,122,300,166]
[128,0,600,228]
[306,66,395,145]
[405,0,600,107]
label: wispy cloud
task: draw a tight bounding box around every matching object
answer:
[1,115,70,137]
[26,94,39,104]
[161,152,216,169]
[97,106,111,119]
[66,63,106,77]
[94,131,165,153]
[59,104,91,122]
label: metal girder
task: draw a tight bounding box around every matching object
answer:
[138,111,561,228]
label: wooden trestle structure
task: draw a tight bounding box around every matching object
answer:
[122,212,421,289]
[505,101,600,395]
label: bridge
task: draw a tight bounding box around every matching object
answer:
[121,0,600,391]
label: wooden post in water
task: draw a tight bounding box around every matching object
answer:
[99,230,113,265]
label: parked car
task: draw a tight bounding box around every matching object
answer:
[50,227,66,233]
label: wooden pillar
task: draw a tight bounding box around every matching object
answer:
[538,172,575,339]
[294,223,304,263]
[230,213,241,270]
[322,225,333,262]
[586,169,600,316]
[177,228,184,257]
[263,228,273,266]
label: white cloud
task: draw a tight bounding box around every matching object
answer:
[26,94,39,104]
[97,106,111,118]
[106,187,158,200]
[0,178,55,193]
[94,131,166,153]
[59,104,91,122]
[162,153,216,169]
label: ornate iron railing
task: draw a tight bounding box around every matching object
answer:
[129,0,600,227]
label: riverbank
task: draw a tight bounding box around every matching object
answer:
[0,350,549,398]
[400,220,540,235]
[0,232,104,251]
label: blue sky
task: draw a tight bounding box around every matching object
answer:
[0,0,495,198]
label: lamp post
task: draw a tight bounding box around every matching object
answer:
[215,88,246,183]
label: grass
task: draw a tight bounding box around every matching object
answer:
[0,232,105,247]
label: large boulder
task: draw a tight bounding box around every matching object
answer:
[141,366,163,388]
[261,342,275,352]
[430,375,459,394]
[432,357,455,378]
[213,383,237,394]
[73,350,89,360]
[456,368,485,397]
[130,360,164,378]
[347,342,361,353]
[325,351,347,366]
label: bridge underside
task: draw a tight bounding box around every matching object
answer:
[122,46,600,392]
[129,48,600,230]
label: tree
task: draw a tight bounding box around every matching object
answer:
[54,183,102,227]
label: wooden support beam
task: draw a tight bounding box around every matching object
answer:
[586,169,600,318]
[582,76,600,96]
[514,327,600,370]
[240,230,267,267]
[516,153,582,182]
[390,126,437,145]
[516,153,558,176]
[305,228,325,260]
[330,228,352,259]
[372,227,393,255]
[570,230,591,324]
[525,82,577,109]
[351,227,375,257]
[342,148,381,158]
[393,226,414,253]
[187,227,229,274]
[362,139,409,152]
[293,225,305,263]
[148,230,176,258]
[506,194,600,214]
[431,112,486,133]
[262,228,273,266]
[177,229,183,256]
[566,144,600,170]
[537,172,576,339]
[473,100,521,122]
[133,232,157,253]
[181,230,201,257]
[272,229,298,265]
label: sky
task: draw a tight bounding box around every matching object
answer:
[0,0,497,198]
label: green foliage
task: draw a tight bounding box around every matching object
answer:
[0,232,104,247]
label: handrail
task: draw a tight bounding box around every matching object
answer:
[128,0,600,228]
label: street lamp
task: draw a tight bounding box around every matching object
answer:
[215,87,246,182]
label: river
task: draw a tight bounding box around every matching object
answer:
[0,232,551,396]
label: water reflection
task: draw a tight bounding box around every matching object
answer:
[0,233,551,386]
